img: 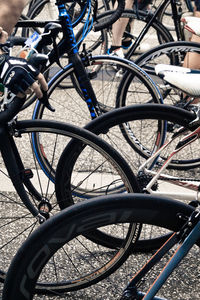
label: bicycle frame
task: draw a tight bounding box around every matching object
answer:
[16,0,102,119]
[138,123,200,201]
[122,212,200,299]
[125,0,185,59]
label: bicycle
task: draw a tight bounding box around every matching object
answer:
[0,0,165,254]
[0,48,144,289]
[133,40,200,105]
[2,58,200,298]
[76,0,193,62]
[10,0,162,115]
[2,193,199,299]
[11,0,163,187]
[2,56,200,299]
[16,0,172,58]
[56,59,200,251]
[24,0,198,146]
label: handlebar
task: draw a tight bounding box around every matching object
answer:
[0,52,52,124]
[93,0,125,31]
[0,90,54,125]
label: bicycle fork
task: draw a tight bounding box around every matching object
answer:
[0,126,46,223]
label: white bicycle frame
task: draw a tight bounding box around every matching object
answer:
[139,123,200,201]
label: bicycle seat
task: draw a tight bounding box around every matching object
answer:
[155,64,200,97]
[181,16,200,24]
[181,16,200,36]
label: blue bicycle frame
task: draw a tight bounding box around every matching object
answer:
[56,0,101,119]
[122,210,200,299]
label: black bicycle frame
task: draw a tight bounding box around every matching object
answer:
[125,0,184,59]
[0,123,42,219]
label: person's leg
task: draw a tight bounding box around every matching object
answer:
[194,0,200,17]
[183,1,200,103]
[183,34,200,69]
[108,0,152,55]
[108,0,134,56]
[112,0,133,47]
[0,0,28,35]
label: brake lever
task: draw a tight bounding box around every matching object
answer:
[39,90,55,112]
[28,54,55,112]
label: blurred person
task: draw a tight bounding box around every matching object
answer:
[182,0,200,103]
[0,0,47,99]
[107,0,151,57]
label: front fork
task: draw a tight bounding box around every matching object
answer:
[0,125,47,223]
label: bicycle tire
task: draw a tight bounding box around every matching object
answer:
[80,103,198,171]
[135,40,200,86]
[156,0,192,32]
[2,193,195,298]
[0,119,140,286]
[54,104,198,253]
[78,9,173,59]
[32,55,162,124]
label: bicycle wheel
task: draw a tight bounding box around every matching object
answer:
[33,55,162,125]
[81,103,200,171]
[3,194,195,298]
[54,103,199,253]
[0,119,140,286]
[115,42,200,157]
[75,24,108,55]
[90,9,173,59]
[22,0,88,37]
[24,119,142,249]
[135,41,200,108]
[156,0,193,33]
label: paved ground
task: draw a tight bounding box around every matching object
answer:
[0,1,200,300]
